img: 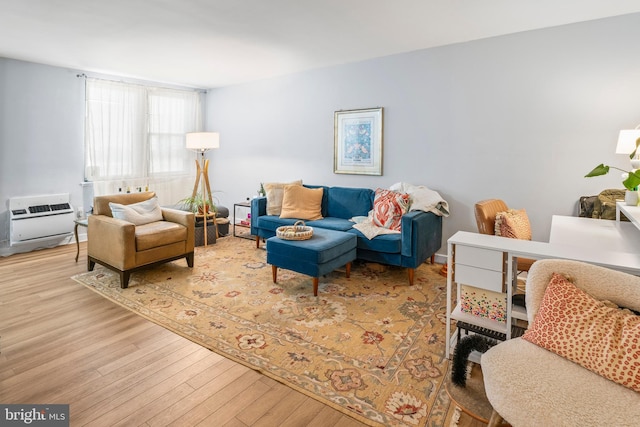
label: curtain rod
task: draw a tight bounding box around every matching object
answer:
[76,72,207,93]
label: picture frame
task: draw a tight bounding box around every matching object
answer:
[334,107,383,175]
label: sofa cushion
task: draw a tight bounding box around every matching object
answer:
[326,187,374,219]
[372,189,410,231]
[135,221,187,251]
[348,229,402,253]
[109,196,163,226]
[257,215,355,233]
[482,337,640,427]
[257,215,299,232]
[306,217,355,232]
[495,208,531,240]
[264,180,302,215]
[280,185,323,220]
[523,273,640,393]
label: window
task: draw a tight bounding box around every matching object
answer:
[85,78,202,204]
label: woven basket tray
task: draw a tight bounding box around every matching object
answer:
[276,220,314,240]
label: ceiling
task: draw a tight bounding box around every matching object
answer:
[2,0,640,89]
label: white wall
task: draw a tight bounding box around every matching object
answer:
[0,59,85,255]
[2,13,640,258]
[0,59,201,256]
[206,13,640,257]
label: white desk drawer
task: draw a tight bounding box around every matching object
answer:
[455,264,505,293]
[455,245,504,271]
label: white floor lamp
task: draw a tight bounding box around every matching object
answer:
[186,132,220,245]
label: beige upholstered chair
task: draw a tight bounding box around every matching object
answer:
[482,259,640,426]
[88,192,195,288]
[474,199,534,272]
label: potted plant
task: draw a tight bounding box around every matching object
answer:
[586,155,640,206]
[178,194,216,216]
[585,137,640,205]
[178,194,218,245]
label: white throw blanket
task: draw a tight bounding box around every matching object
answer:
[352,183,449,240]
[389,182,449,216]
[352,212,401,239]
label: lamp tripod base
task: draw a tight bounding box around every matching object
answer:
[192,155,218,245]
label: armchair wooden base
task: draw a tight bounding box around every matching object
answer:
[88,252,194,289]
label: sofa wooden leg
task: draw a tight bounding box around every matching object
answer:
[186,252,194,268]
[88,258,95,271]
[313,277,319,296]
[408,268,415,286]
[271,265,277,283]
[487,409,504,427]
[120,271,130,289]
[345,262,351,278]
[256,236,261,248]
[430,254,435,264]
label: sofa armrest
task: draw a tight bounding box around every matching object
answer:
[161,208,195,250]
[88,215,136,270]
[250,197,267,234]
[400,211,443,265]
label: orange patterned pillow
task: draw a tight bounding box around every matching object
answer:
[495,208,531,240]
[372,189,410,231]
[523,273,640,392]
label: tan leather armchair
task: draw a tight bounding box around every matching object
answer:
[474,199,534,272]
[88,192,195,288]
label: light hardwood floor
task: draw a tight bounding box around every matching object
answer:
[0,241,482,427]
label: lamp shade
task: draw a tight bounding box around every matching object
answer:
[186,132,220,150]
[615,129,640,155]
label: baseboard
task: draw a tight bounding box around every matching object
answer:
[433,252,447,265]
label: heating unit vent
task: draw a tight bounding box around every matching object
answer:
[9,193,75,246]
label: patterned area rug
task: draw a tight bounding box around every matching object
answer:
[72,237,453,426]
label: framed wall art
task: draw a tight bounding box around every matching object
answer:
[334,107,383,175]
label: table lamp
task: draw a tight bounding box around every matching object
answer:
[615,126,640,169]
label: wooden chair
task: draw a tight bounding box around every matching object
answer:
[474,199,534,272]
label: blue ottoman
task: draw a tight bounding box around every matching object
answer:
[266,228,357,296]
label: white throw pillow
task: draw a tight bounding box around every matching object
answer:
[109,197,163,225]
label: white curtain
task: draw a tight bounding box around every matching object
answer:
[85,78,202,206]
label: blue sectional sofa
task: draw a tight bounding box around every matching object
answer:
[250,185,443,284]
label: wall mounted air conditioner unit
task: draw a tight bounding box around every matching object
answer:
[9,193,75,246]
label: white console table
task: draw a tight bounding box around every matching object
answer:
[616,201,640,229]
[446,223,640,358]
[549,214,640,255]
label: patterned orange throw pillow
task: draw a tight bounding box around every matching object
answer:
[372,189,410,231]
[523,273,640,392]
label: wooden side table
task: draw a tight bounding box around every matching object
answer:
[195,212,217,247]
[233,202,253,240]
[74,218,88,262]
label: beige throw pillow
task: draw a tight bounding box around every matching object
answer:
[264,180,302,215]
[280,185,323,220]
[495,208,531,240]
